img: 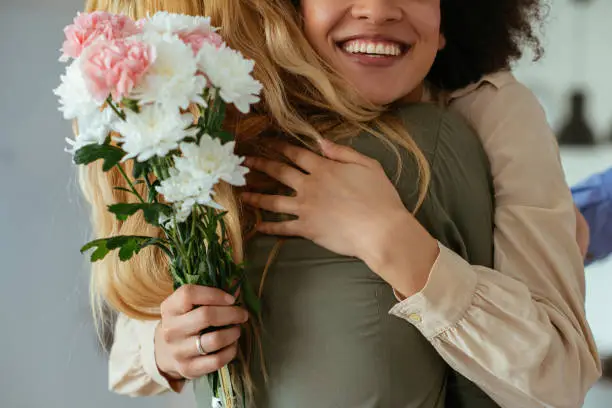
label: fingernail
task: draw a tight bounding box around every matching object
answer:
[225,294,236,304]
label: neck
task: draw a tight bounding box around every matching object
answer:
[399,83,425,103]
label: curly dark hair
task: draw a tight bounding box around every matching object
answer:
[428,0,547,90]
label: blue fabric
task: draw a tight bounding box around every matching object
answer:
[572,167,612,264]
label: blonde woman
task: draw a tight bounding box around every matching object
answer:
[78,0,600,407]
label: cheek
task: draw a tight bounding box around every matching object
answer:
[409,3,442,41]
[300,0,336,51]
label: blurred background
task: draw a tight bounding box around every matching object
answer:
[0,0,611,407]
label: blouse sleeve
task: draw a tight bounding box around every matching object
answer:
[390,73,601,408]
[108,313,184,396]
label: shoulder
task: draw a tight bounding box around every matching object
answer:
[446,71,560,169]
[447,71,545,130]
[394,102,483,156]
[394,102,489,168]
[394,103,491,200]
[395,105,494,266]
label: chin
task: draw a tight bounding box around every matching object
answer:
[360,89,406,106]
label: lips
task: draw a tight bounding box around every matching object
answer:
[336,36,411,57]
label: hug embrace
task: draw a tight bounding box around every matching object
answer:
[73,0,601,407]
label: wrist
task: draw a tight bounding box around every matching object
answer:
[364,208,438,298]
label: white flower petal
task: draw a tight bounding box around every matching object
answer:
[132,34,206,110]
[197,44,262,113]
[142,12,213,37]
[54,59,102,120]
[65,108,115,155]
[113,104,193,162]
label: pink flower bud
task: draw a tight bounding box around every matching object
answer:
[81,39,155,102]
[61,11,140,61]
[179,29,224,55]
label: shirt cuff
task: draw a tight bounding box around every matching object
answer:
[389,242,478,339]
[138,319,185,393]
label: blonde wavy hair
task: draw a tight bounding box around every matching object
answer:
[80,0,431,394]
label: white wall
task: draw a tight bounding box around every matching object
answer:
[515,0,612,140]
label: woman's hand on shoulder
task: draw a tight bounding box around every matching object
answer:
[154,285,249,381]
[241,140,438,296]
[241,140,407,261]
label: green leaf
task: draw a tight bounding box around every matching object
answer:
[241,273,261,315]
[133,160,150,179]
[213,131,235,144]
[142,204,171,225]
[73,144,126,171]
[108,203,172,225]
[148,180,161,203]
[80,236,170,262]
[121,98,140,113]
[185,273,200,285]
[118,237,141,261]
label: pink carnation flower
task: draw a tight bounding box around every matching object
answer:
[61,11,140,61]
[81,39,155,102]
[179,29,224,55]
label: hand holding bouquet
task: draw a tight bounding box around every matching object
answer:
[54,11,262,408]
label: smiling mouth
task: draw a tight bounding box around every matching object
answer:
[337,39,411,58]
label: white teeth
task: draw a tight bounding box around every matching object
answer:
[342,40,403,56]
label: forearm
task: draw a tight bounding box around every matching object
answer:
[389,244,600,408]
[363,208,438,300]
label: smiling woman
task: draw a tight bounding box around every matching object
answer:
[76,0,600,407]
[300,0,444,104]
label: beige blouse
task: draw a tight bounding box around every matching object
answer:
[108,72,602,407]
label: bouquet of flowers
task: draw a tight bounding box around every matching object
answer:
[54,11,262,408]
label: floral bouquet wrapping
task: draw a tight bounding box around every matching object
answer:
[54,11,263,408]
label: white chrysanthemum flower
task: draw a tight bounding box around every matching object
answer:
[157,167,218,222]
[132,33,207,110]
[112,104,195,162]
[55,60,116,154]
[54,59,103,120]
[159,200,194,228]
[65,108,115,154]
[197,44,262,113]
[156,135,247,214]
[141,12,214,36]
[156,168,204,204]
[176,135,248,187]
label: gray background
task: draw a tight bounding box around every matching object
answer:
[0,0,610,407]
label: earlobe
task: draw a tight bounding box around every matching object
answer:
[438,34,446,51]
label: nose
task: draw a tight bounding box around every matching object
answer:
[351,0,403,24]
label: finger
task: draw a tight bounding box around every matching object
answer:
[244,156,305,189]
[179,343,239,379]
[177,305,249,337]
[161,285,236,317]
[273,142,326,173]
[256,220,303,237]
[241,192,299,215]
[318,139,374,167]
[180,326,242,359]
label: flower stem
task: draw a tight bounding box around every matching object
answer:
[115,164,145,204]
[106,98,126,121]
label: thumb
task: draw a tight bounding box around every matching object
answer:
[319,139,372,166]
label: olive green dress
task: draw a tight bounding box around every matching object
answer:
[199,103,499,408]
